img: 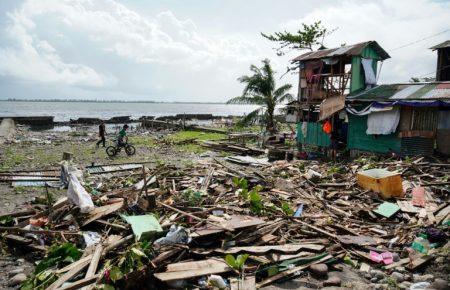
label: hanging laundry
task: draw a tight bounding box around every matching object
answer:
[366,108,400,135]
[362,58,377,88]
[301,121,308,137]
[305,60,323,82]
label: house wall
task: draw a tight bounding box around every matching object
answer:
[297,122,330,147]
[347,114,401,153]
[350,46,380,93]
[437,109,450,155]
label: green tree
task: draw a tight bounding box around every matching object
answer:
[261,21,330,56]
[227,59,293,133]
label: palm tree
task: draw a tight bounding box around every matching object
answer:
[227,59,293,134]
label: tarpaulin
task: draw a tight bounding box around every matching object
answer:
[346,103,393,116]
[362,58,377,86]
[366,107,400,135]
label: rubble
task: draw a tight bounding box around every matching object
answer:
[0,154,448,289]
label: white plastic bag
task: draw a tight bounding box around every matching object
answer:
[208,275,227,289]
[83,231,101,247]
[154,225,191,246]
[67,173,95,213]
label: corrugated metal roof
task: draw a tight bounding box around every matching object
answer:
[292,41,390,62]
[430,40,450,50]
[348,82,450,101]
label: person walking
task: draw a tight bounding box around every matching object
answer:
[96,121,106,148]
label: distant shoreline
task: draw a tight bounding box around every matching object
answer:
[0,99,227,104]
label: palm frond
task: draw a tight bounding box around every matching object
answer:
[273,84,293,100]
[226,94,266,105]
[237,107,263,127]
[276,93,294,104]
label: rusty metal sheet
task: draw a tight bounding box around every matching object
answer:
[293,41,390,62]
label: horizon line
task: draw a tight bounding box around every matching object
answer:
[0,98,231,104]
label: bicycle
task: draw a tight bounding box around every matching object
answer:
[106,139,136,157]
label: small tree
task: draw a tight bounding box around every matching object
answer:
[261,21,331,56]
[227,59,293,133]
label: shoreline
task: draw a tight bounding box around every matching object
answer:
[0,99,228,104]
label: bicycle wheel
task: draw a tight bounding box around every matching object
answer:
[106,146,117,157]
[125,144,136,156]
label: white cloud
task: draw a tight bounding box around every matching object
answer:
[0,0,448,101]
[0,0,268,100]
[0,3,111,88]
[282,0,450,83]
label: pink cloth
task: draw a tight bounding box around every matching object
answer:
[412,187,426,207]
[370,250,394,265]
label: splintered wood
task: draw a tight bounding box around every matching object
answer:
[0,156,448,289]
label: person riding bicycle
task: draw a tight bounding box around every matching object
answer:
[117,124,129,147]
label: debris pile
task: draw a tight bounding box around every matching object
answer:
[0,156,449,289]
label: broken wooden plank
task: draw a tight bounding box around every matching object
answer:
[435,204,450,224]
[82,200,124,226]
[154,258,231,281]
[85,243,103,278]
[407,254,433,270]
[157,201,232,232]
[384,258,409,270]
[58,274,100,290]
[216,244,324,255]
[256,254,333,288]
[397,200,420,213]
[191,215,265,237]
[338,235,379,246]
[47,257,91,290]
[292,219,337,239]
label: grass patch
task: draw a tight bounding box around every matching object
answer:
[0,147,27,170]
[129,136,156,147]
[166,130,225,142]
[165,130,226,153]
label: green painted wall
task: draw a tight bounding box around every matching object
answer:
[347,114,401,153]
[350,46,380,93]
[297,122,330,147]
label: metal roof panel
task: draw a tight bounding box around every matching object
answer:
[348,82,450,101]
[293,41,390,62]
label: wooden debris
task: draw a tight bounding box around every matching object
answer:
[154,258,231,281]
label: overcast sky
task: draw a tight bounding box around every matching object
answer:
[0,0,449,102]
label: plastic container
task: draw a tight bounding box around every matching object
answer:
[357,169,403,199]
[411,235,430,254]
